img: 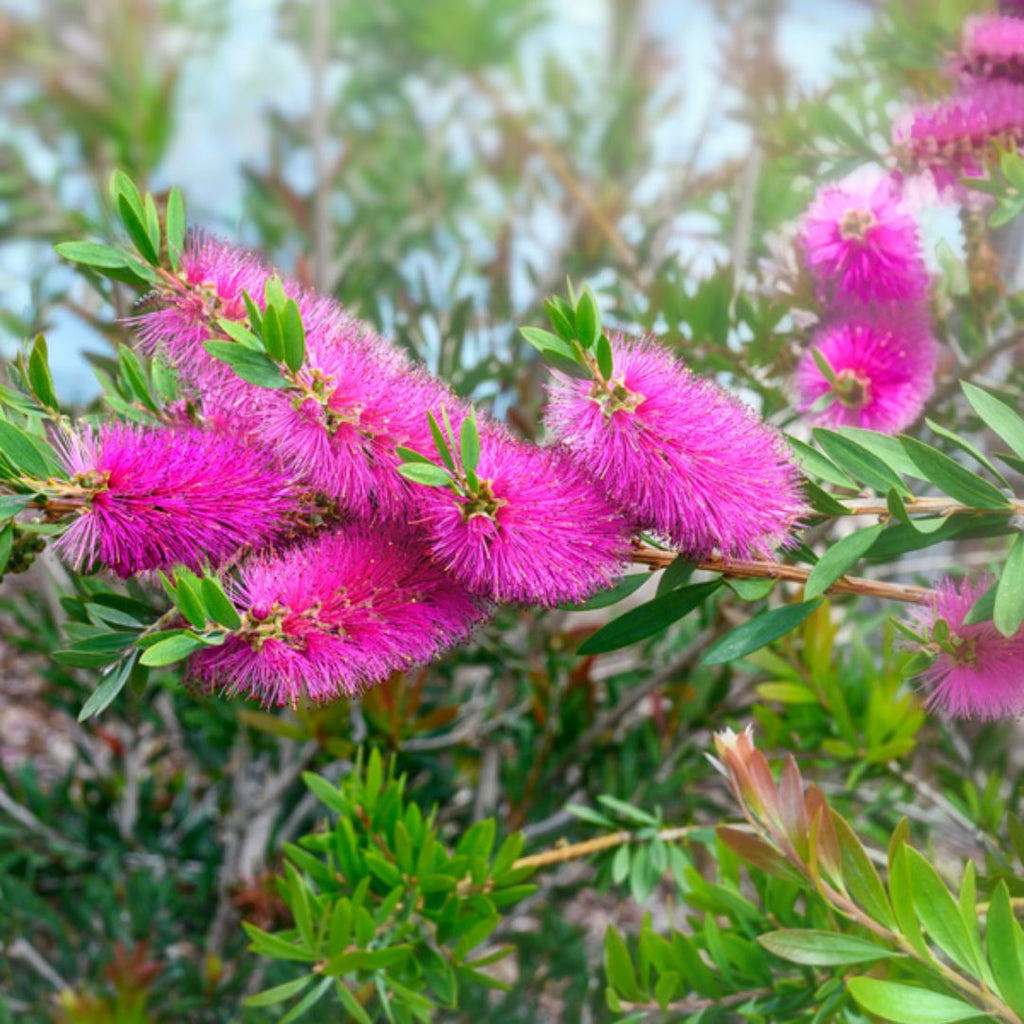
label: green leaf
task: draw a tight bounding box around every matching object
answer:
[787,436,855,489]
[994,534,1024,637]
[28,336,59,410]
[926,417,1010,487]
[0,521,12,576]
[243,977,313,1008]
[460,411,480,474]
[0,495,33,518]
[397,463,452,487]
[277,978,331,1024]
[261,305,285,362]
[604,928,641,1001]
[965,582,997,626]
[427,411,456,471]
[905,847,977,972]
[987,882,1024,1019]
[78,653,136,722]
[200,577,242,631]
[173,576,206,629]
[0,421,58,479]
[165,186,186,270]
[814,430,909,496]
[837,427,922,479]
[519,326,575,361]
[203,342,290,389]
[758,930,896,966]
[564,573,650,611]
[575,289,601,349]
[832,811,895,929]
[54,241,129,270]
[900,436,1010,510]
[596,334,614,380]
[656,555,696,597]
[578,580,721,655]
[963,383,1024,461]
[804,524,883,600]
[335,984,373,1024]
[139,632,206,667]
[117,193,160,265]
[702,600,822,667]
[217,319,263,351]
[545,296,575,340]
[281,299,306,373]
[117,346,159,413]
[846,979,981,1024]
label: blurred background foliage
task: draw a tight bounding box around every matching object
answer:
[3,0,1024,1020]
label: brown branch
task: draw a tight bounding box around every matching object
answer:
[512,825,694,871]
[842,496,1024,517]
[619,987,774,1015]
[631,546,934,606]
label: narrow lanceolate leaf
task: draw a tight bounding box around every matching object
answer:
[427,411,456,470]
[203,342,290,389]
[994,534,1024,638]
[888,825,930,959]
[460,410,481,474]
[261,305,285,363]
[138,632,207,667]
[987,882,1024,1019]
[787,436,855,489]
[78,653,137,722]
[242,977,313,1008]
[575,289,601,349]
[899,437,1011,510]
[831,811,894,929]
[804,524,883,600]
[604,928,641,1001]
[846,979,983,1024]
[904,847,977,973]
[578,580,721,655]
[962,382,1024,461]
[28,336,59,410]
[54,241,130,270]
[814,429,909,495]
[519,326,576,361]
[702,600,822,667]
[563,573,650,611]
[396,463,452,487]
[165,186,186,269]
[596,334,614,380]
[200,577,243,631]
[281,299,306,372]
[926,417,1010,487]
[117,193,160,265]
[758,930,896,966]
[0,420,59,479]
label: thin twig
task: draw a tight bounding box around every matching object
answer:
[631,547,935,606]
[512,825,694,871]
[619,987,774,1015]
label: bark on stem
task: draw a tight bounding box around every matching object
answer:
[631,546,934,606]
[511,825,694,871]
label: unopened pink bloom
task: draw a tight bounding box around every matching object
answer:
[55,424,298,576]
[189,526,486,706]
[796,319,937,434]
[893,80,1024,184]
[544,335,804,559]
[800,179,928,305]
[417,431,631,606]
[961,15,1024,82]
[909,576,1024,720]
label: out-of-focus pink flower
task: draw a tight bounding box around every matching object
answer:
[417,430,631,606]
[54,424,298,576]
[800,179,929,305]
[796,319,937,434]
[893,80,1024,186]
[909,576,1024,720]
[544,335,804,559]
[960,14,1024,82]
[189,525,486,706]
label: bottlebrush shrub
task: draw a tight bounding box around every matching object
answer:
[3,166,1022,729]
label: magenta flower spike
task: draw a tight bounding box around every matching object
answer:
[893,80,1024,186]
[960,14,1024,83]
[800,178,929,305]
[544,335,804,559]
[255,331,453,521]
[188,525,486,707]
[416,428,631,606]
[54,424,298,577]
[909,577,1024,720]
[796,319,937,434]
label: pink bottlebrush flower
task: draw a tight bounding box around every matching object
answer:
[188,525,486,706]
[254,328,456,519]
[54,424,298,577]
[417,430,631,606]
[909,576,1024,720]
[543,335,804,559]
[960,15,1024,82]
[800,179,929,305]
[893,80,1024,185]
[796,319,937,434]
